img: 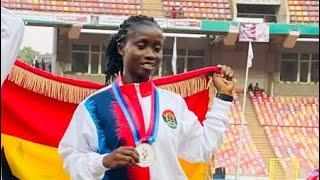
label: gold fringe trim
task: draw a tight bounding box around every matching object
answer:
[7,65,218,105]
[157,75,208,97]
[158,74,216,109]
[7,66,97,104]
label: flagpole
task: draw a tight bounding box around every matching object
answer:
[171,37,177,75]
[235,41,252,179]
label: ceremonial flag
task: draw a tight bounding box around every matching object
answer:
[2,59,220,180]
[247,41,254,68]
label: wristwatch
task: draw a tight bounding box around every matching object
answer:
[216,92,234,102]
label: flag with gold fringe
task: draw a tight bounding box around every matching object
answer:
[1,59,221,180]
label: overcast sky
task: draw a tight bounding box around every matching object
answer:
[21,26,53,54]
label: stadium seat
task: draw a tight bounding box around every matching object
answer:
[214,125,267,176]
[251,91,319,127]
[288,0,319,23]
[264,126,319,177]
[162,0,232,20]
[3,0,142,16]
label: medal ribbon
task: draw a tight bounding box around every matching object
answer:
[112,78,159,146]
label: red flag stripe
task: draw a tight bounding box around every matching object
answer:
[1,80,77,147]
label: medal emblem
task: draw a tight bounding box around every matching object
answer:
[136,143,155,167]
[162,110,177,129]
[112,79,160,168]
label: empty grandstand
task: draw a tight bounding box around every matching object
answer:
[252,90,319,178]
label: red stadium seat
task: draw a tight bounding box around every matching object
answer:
[162,0,232,19]
[207,13,214,19]
[264,125,319,177]
[288,0,319,23]
[2,0,143,16]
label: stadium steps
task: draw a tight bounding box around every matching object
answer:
[140,0,164,18]
[238,93,286,179]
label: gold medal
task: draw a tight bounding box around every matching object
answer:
[135,143,155,167]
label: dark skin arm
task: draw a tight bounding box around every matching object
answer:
[102,146,139,169]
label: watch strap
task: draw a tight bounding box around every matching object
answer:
[216,92,234,102]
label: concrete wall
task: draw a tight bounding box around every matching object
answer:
[273,82,319,97]
[210,42,272,93]
[57,29,109,84]
[163,37,212,66]
[64,73,105,84]
[272,42,319,97]
[277,0,290,23]
[162,38,273,92]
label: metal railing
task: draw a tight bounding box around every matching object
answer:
[269,157,299,180]
[237,13,278,22]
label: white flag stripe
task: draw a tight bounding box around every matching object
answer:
[247,41,253,68]
[171,37,177,75]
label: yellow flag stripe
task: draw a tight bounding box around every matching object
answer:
[2,133,209,180]
[2,133,70,180]
[179,158,209,180]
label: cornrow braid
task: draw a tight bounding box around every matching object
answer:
[104,15,161,84]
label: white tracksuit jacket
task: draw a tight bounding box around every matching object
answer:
[58,82,232,180]
[1,6,25,86]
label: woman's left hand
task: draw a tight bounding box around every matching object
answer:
[213,65,236,95]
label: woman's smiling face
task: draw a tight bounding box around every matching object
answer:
[118,24,164,83]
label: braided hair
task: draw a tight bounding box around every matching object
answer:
[105,15,161,84]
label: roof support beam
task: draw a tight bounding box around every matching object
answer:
[223,27,239,46]
[68,24,82,39]
[282,31,300,48]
